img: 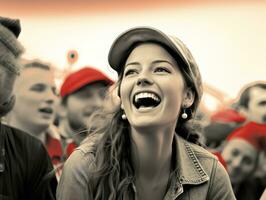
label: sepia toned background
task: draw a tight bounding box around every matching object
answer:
[1,0,266,113]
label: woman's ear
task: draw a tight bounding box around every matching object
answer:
[121,103,124,110]
[182,88,195,108]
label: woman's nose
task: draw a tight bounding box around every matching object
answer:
[137,76,154,86]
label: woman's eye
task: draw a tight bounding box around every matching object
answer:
[124,69,137,76]
[154,67,171,73]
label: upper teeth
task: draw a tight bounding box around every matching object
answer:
[135,92,160,102]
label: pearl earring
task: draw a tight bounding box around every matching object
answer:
[122,113,127,120]
[181,109,188,119]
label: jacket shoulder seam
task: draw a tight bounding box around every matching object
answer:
[206,158,218,200]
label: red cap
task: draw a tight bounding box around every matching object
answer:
[60,67,114,98]
[211,109,246,123]
[227,122,266,151]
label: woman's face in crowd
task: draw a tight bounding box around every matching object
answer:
[13,67,58,130]
[222,139,258,185]
[120,43,192,129]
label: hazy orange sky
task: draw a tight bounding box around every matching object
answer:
[1,0,255,15]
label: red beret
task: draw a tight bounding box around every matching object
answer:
[211,109,246,123]
[227,122,266,151]
[60,67,114,98]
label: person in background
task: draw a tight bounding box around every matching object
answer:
[57,27,235,200]
[7,60,58,143]
[51,67,113,177]
[5,60,65,179]
[58,67,113,143]
[0,16,57,199]
[221,122,266,200]
[204,81,266,198]
[203,81,266,147]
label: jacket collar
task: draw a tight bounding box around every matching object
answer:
[164,134,209,199]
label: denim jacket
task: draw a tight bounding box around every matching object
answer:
[57,134,236,200]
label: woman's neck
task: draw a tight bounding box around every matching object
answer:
[130,125,175,181]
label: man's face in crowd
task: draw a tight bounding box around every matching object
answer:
[12,67,58,131]
[222,138,258,185]
[64,82,108,131]
[245,87,266,124]
[0,65,16,105]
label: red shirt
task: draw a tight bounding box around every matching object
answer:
[45,126,77,180]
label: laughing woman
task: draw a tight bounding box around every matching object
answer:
[57,27,236,200]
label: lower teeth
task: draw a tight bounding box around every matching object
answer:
[139,105,154,109]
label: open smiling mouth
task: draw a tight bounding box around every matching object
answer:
[133,92,161,109]
[39,107,53,114]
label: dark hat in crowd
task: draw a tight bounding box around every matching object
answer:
[60,67,114,98]
[108,26,203,101]
[227,122,266,151]
[0,16,21,38]
[0,16,24,75]
[211,109,246,123]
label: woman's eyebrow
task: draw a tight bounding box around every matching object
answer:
[152,60,173,65]
[126,60,173,67]
[125,62,140,68]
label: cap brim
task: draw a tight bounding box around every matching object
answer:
[108,27,190,73]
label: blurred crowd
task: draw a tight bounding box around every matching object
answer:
[0,16,265,200]
[201,82,266,200]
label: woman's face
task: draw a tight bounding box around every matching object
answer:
[120,43,193,129]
